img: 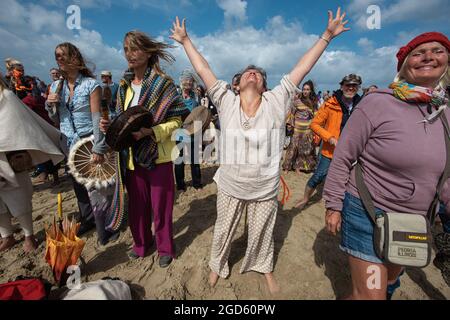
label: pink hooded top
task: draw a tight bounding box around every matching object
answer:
[323,89,450,216]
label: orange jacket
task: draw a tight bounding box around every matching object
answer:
[310,96,344,159]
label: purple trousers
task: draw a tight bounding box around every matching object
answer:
[125,162,175,258]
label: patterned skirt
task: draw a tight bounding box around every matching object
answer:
[282,130,317,172]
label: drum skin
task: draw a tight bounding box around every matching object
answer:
[68,136,116,189]
[106,106,154,152]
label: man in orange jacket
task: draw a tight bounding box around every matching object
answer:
[295,74,362,209]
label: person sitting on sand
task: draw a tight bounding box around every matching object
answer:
[169,7,350,294]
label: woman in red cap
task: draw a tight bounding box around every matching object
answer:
[323,32,450,299]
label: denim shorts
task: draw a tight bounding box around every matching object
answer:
[340,192,385,264]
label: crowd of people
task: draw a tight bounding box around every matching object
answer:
[0,7,449,300]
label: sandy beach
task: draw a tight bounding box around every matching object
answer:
[0,164,449,300]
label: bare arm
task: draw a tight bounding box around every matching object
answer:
[170,17,218,91]
[289,7,350,87]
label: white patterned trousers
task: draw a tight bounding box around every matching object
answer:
[209,190,278,278]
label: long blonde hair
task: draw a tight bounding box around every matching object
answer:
[124,30,174,77]
[55,42,95,78]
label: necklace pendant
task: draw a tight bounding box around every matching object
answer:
[242,120,250,130]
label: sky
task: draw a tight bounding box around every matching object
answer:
[1,0,449,92]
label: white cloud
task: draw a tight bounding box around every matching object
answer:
[124,0,193,12]
[41,0,113,9]
[73,0,113,9]
[357,37,375,52]
[381,0,449,23]
[166,15,397,91]
[216,0,247,28]
[348,0,450,30]
[0,0,401,93]
[0,0,126,84]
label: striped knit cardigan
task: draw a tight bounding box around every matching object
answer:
[105,67,188,231]
[117,67,189,168]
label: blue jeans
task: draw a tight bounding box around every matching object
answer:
[340,192,385,264]
[307,155,331,189]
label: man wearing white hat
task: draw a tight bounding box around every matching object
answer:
[100,70,118,114]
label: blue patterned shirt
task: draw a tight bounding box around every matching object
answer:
[49,74,100,148]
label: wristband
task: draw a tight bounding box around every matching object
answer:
[320,36,330,44]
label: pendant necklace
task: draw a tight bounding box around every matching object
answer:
[240,97,261,130]
[240,108,252,130]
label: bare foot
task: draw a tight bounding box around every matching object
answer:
[209,271,219,287]
[294,198,308,210]
[264,273,280,295]
[0,236,16,252]
[23,235,38,253]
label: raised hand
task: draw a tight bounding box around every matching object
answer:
[324,7,350,40]
[170,16,188,45]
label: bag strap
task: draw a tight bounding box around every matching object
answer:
[355,110,450,225]
[354,163,378,224]
[427,111,450,224]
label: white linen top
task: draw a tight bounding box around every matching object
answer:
[207,75,297,200]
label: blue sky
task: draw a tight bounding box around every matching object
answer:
[1,0,449,91]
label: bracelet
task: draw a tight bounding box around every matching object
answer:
[320,36,330,44]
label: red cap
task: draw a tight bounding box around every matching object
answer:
[396,32,450,71]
